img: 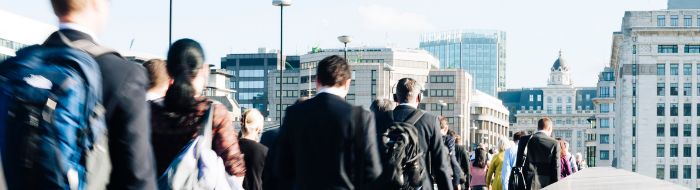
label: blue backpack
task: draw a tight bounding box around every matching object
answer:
[0,32,113,190]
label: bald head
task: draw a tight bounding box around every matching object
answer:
[538,118,552,130]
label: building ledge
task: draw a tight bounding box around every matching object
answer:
[543,167,689,190]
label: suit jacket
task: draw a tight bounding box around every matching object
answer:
[454,145,470,189]
[514,132,560,190]
[260,128,293,190]
[44,30,157,190]
[275,93,382,190]
[375,105,453,190]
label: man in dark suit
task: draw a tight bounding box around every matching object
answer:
[275,55,382,190]
[43,0,157,189]
[375,78,453,190]
[514,118,561,190]
[260,97,305,190]
[454,136,470,190]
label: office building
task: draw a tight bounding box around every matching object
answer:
[0,10,57,62]
[498,51,597,159]
[588,67,617,167]
[204,68,241,122]
[470,89,510,149]
[611,3,700,188]
[420,29,506,96]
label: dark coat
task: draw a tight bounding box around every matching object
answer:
[454,145,471,189]
[515,132,561,190]
[375,105,453,190]
[260,128,293,190]
[275,93,382,190]
[44,30,157,190]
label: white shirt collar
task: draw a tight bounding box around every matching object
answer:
[59,22,100,43]
[318,87,346,98]
[536,130,550,136]
[399,103,419,108]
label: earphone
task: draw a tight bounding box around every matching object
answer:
[391,78,425,103]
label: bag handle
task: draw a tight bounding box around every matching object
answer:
[518,133,536,168]
[352,106,365,190]
[195,102,218,160]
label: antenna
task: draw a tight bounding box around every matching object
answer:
[129,39,135,50]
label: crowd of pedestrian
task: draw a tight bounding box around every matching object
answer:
[0,0,584,189]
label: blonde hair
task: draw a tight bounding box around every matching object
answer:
[497,138,513,152]
[240,109,263,136]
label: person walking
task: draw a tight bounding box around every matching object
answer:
[375,78,454,190]
[562,141,578,173]
[501,131,526,190]
[238,109,268,190]
[470,148,489,190]
[487,139,512,190]
[260,97,307,190]
[439,117,462,189]
[575,153,586,171]
[42,0,157,188]
[514,118,561,190]
[370,98,395,115]
[453,135,471,190]
[556,138,572,179]
[150,39,246,182]
[275,55,382,190]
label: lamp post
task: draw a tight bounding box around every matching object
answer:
[169,0,172,46]
[338,35,353,61]
[273,0,291,126]
[383,66,395,99]
[438,100,447,117]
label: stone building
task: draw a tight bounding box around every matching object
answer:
[589,67,617,167]
[470,89,510,150]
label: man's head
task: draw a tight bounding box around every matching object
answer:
[51,0,110,34]
[143,59,170,96]
[370,98,395,115]
[513,131,526,143]
[394,78,423,104]
[315,55,352,96]
[294,97,309,105]
[438,116,449,136]
[537,118,553,135]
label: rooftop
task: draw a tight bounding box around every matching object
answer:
[543,167,690,190]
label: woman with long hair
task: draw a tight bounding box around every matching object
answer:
[556,137,572,178]
[470,148,489,190]
[150,39,246,180]
[487,139,512,190]
[238,109,267,190]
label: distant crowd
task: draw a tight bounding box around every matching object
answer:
[0,0,585,190]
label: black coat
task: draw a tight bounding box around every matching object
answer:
[454,145,471,189]
[260,128,293,190]
[44,30,157,190]
[375,105,453,190]
[515,132,561,190]
[275,93,382,190]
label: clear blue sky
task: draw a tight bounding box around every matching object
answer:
[0,0,668,88]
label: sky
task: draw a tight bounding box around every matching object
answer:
[0,0,669,88]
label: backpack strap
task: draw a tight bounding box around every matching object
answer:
[352,106,365,190]
[57,31,121,58]
[518,134,535,168]
[195,102,218,160]
[404,110,425,125]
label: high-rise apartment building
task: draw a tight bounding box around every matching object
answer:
[420,29,506,96]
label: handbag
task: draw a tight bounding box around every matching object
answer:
[157,103,243,190]
[508,134,535,190]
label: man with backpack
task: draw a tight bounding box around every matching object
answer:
[375,78,453,190]
[0,0,157,189]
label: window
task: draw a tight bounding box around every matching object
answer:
[566,106,572,114]
[658,15,666,26]
[578,131,582,137]
[600,150,609,160]
[300,89,316,97]
[529,106,533,110]
[556,118,562,124]
[684,144,692,157]
[658,64,666,75]
[683,64,692,76]
[238,70,265,77]
[431,103,454,110]
[658,83,665,96]
[633,45,637,54]
[659,45,678,53]
[684,165,691,179]
[671,103,678,116]
[633,144,636,157]
[671,64,679,75]
[657,165,665,179]
[577,106,582,110]
[585,106,590,110]
[529,95,533,101]
[586,94,590,100]
[658,144,665,157]
[566,131,572,137]
[633,103,636,116]
[671,83,678,95]
[239,81,265,88]
[633,124,636,136]
[658,124,665,136]
[578,141,581,147]
[600,134,609,144]
[547,106,553,114]
[566,118,571,124]
[600,87,610,97]
[683,83,691,96]
[230,81,236,89]
[556,106,562,114]
[537,95,541,101]
[276,90,299,97]
[671,15,679,26]
[557,97,562,103]
[239,92,264,100]
[600,104,609,113]
[577,94,582,101]
[671,144,679,157]
[276,77,299,84]
[556,131,563,137]
[567,97,571,103]
[430,75,454,83]
[537,106,541,110]
[600,118,609,128]
[430,89,454,97]
[686,45,700,53]
[275,104,292,111]
[671,124,679,136]
[670,165,678,179]
[547,97,552,103]
[300,75,317,83]
[684,103,692,116]
[685,15,692,26]
[633,83,636,96]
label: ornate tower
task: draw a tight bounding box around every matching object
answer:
[548,51,574,88]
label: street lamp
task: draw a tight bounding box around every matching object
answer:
[383,66,395,99]
[273,0,291,126]
[438,100,447,117]
[338,35,353,61]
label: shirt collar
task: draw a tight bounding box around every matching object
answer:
[59,22,100,43]
[318,87,346,98]
[399,103,419,108]
[536,130,550,136]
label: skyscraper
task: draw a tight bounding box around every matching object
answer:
[420,29,506,96]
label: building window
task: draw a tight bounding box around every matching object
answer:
[547,106,553,114]
[684,103,692,116]
[566,118,571,124]
[276,77,299,84]
[685,124,692,137]
[658,15,666,26]
[430,75,454,83]
[671,64,679,75]
[633,45,637,54]
[686,45,700,53]
[566,97,571,103]
[658,144,665,157]
[275,104,292,111]
[600,118,609,128]
[657,165,665,179]
[671,103,679,116]
[529,106,533,110]
[577,94,582,101]
[633,124,636,136]
[239,92,265,100]
[537,106,541,110]
[430,89,454,97]
[659,45,678,53]
[658,64,666,75]
[671,144,679,157]
[600,150,609,160]
[671,124,678,136]
[600,87,610,97]
[670,165,678,179]
[671,15,679,26]
[537,95,541,101]
[300,89,316,97]
[657,103,664,115]
[683,64,692,76]
[600,104,609,113]
[578,141,581,147]
[683,165,691,179]
[586,94,590,100]
[556,106,562,114]
[633,103,636,116]
[658,124,665,136]
[431,103,454,111]
[600,134,609,144]
[566,131,572,137]
[633,144,636,157]
[239,81,265,88]
[276,90,299,97]
[238,70,265,77]
[556,131,563,137]
[566,106,572,114]
[529,95,533,101]
[585,106,590,110]
[657,83,665,96]
[547,97,552,103]
[684,144,692,157]
[683,83,691,96]
[685,15,692,26]
[578,131,582,137]
[556,118,562,124]
[557,97,562,103]
[577,106,582,110]
[671,83,678,95]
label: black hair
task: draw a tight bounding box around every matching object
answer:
[163,39,205,112]
[316,55,351,87]
[472,148,487,168]
[395,78,421,103]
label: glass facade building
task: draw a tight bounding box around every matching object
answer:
[420,29,506,96]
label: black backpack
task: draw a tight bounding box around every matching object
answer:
[374,110,425,190]
[509,134,534,190]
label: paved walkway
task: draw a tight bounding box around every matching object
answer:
[543,167,690,190]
